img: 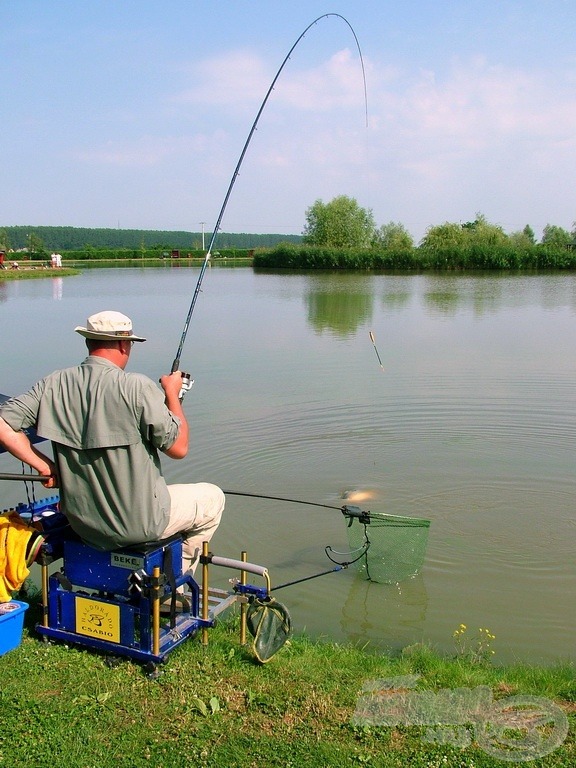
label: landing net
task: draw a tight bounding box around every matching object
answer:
[332,507,430,584]
[246,597,292,663]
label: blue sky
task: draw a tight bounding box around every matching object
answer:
[2,0,575,241]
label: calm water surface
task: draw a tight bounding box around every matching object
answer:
[1,267,575,664]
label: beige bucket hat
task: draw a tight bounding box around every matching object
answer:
[74,311,146,342]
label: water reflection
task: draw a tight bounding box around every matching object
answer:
[409,273,576,316]
[341,574,428,652]
[305,273,374,336]
[423,289,461,315]
[381,290,411,311]
[52,277,63,301]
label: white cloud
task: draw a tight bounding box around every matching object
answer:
[172,47,369,114]
[383,57,576,166]
[171,50,271,107]
[356,57,576,232]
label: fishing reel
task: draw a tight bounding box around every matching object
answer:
[341,505,371,527]
[178,372,194,401]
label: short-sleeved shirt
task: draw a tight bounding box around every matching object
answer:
[0,356,180,549]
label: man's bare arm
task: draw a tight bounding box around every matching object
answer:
[0,416,58,487]
[158,372,189,459]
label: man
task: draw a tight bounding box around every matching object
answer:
[0,310,224,575]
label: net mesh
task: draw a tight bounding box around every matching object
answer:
[345,511,430,584]
[246,597,292,663]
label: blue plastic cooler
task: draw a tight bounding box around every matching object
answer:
[0,601,28,656]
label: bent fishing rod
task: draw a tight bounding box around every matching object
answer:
[171,13,368,373]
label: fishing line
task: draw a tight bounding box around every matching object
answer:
[326,533,374,580]
[223,489,344,511]
[171,13,368,372]
[20,463,37,510]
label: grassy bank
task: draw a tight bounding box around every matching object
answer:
[0,267,79,280]
[0,258,254,278]
[64,256,253,269]
[1,600,574,768]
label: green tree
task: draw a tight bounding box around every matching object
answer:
[541,224,571,248]
[465,214,508,247]
[0,228,11,251]
[522,224,536,245]
[27,232,46,256]
[421,215,522,269]
[373,221,414,252]
[420,221,465,249]
[509,229,535,253]
[303,195,376,248]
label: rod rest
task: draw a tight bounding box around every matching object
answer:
[208,554,268,578]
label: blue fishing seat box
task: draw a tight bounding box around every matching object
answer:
[63,537,184,596]
[0,601,28,656]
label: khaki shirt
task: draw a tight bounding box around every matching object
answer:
[0,356,180,549]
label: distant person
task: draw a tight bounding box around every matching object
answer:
[0,251,5,269]
[51,253,57,268]
[0,310,224,576]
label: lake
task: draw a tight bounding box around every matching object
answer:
[1,266,575,665]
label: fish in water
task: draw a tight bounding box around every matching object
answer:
[342,489,376,503]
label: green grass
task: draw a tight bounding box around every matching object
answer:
[0,267,79,280]
[0,600,573,768]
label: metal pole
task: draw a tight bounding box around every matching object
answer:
[240,551,247,646]
[152,566,161,657]
[202,541,209,647]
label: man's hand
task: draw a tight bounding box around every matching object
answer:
[159,371,185,401]
[41,472,59,489]
[34,454,58,488]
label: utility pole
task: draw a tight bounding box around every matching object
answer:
[199,222,206,250]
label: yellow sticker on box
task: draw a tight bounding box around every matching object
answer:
[75,596,120,643]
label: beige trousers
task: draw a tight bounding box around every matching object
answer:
[161,482,225,573]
